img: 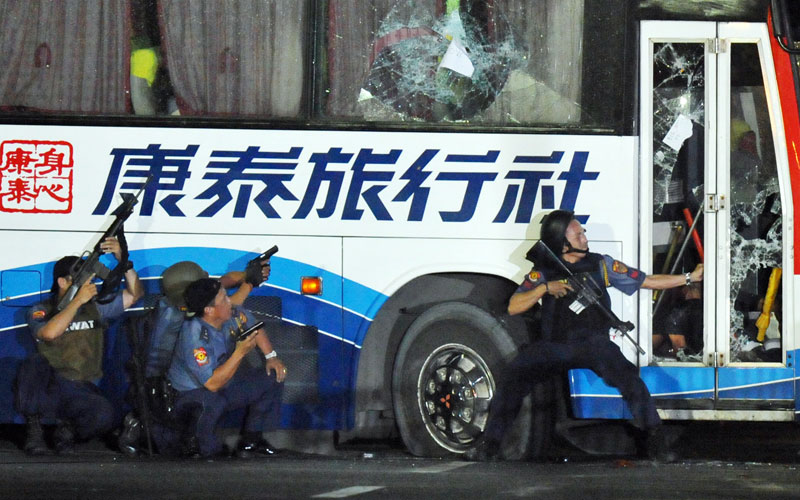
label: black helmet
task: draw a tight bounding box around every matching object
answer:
[540,210,575,254]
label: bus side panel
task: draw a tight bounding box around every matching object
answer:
[0,236,358,428]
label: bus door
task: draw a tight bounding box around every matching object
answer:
[640,21,795,420]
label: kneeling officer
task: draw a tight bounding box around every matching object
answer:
[167,278,285,458]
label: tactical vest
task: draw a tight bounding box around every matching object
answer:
[539,253,612,343]
[37,302,105,381]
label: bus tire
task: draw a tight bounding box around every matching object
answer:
[392,301,551,458]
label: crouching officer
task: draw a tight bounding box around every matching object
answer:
[130,257,273,456]
[466,210,703,462]
[166,278,285,458]
[16,239,143,455]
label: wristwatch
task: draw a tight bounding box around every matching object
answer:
[684,272,692,286]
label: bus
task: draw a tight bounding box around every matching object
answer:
[1,0,799,459]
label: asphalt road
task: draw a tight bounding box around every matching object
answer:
[1,422,799,499]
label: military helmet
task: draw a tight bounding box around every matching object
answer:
[161,261,208,308]
[540,210,575,254]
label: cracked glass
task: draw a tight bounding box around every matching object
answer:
[651,42,706,364]
[326,0,590,126]
[650,40,783,364]
[727,42,782,363]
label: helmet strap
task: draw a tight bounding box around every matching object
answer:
[563,241,589,255]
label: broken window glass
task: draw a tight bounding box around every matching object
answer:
[650,42,706,364]
[727,42,782,363]
[651,42,705,219]
[326,0,589,126]
[650,41,783,364]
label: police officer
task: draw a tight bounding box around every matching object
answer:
[467,210,703,461]
[17,237,143,455]
[146,257,272,379]
[166,278,285,458]
[131,257,271,456]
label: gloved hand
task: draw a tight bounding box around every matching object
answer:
[245,257,268,287]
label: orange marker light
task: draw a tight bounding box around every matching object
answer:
[301,277,323,295]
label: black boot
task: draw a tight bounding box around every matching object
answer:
[53,420,75,455]
[462,438,500,462]
[236,432,279,458]
[117,413,141,456]
[180,435,201,459]
[23,416,49,456]
[642,427,677,463]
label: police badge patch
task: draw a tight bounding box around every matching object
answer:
[612,261,628,274]
[194,348,209,366]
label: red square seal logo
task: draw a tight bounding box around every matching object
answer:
[0,140,73,213]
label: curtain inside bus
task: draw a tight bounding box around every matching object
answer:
[0,0,130,114]
[158,0,307,118]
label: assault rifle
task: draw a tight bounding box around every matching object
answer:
[57,180,149,310]
[530,241,645,355]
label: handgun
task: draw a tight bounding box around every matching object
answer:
[236,321,264,341]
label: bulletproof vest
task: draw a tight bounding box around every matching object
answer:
[37,302,104,381]
[539,253,612,343]
[145,298,185,378]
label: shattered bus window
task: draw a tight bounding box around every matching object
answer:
[651,42,705,218]
[358,4,521,121]
[650,42,707,364]
[327,0,588,126]
[650,40,784,363]
[728,42,782,362]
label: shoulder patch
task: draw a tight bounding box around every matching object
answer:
[612,261,628,274]
[32,309,47,320]
[528,271,541,281]
[194,347,209,366]
[239,311,247,324]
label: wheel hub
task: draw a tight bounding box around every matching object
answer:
[417,344,494,452]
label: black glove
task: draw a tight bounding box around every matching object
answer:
[244,257,266,286]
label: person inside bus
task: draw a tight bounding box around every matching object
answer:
[652,283,703,362]
[466,210,703,462]
[165,278,286,458]
[15,238,143,455]
[119,255,273,456]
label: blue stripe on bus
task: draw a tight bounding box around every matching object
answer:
[569,363,797,420]
[0,247,390,348]
[717,367,794,399]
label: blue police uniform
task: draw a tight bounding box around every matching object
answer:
[483,253,660,448]
[16,293,124,440]
[167,305,283,456]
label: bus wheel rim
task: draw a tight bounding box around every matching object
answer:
[416,343,495,453]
